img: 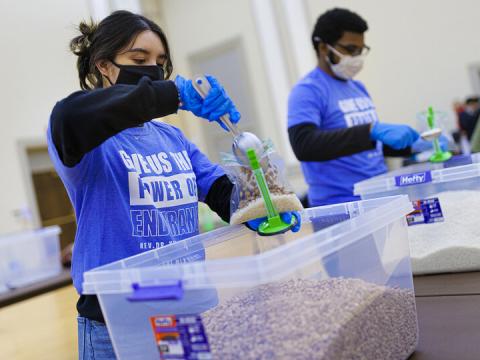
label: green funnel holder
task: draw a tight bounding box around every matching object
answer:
[426,106,452,163]
[246,148,295,236]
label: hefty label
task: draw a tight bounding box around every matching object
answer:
[395,171,432,187]
[406,197,444,226]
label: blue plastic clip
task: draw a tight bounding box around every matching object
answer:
[127,279,183,302]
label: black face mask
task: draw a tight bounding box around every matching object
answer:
[109,60,165,85]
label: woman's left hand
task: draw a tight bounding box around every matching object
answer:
[175,75,241,131]
[245,211,302,233]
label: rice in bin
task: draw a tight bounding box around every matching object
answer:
[409,189,480,274]
[203,278,418,360]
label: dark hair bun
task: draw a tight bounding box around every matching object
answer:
[70,20,98,56]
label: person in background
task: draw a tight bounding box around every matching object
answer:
[468,98,480,153]
[458,96,480,140]
[288,8,443,206]
[48,11,300,360]
[451,100,465,147]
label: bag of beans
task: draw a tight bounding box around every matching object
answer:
[222,139,303,225]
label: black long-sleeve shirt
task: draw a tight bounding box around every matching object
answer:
[50,78,233,322]
[51,78,179,167]
[288,123,412,161]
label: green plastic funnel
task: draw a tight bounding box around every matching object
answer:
[246,148,295,236]
[426,106,452,163]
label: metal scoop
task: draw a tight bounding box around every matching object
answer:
[192,76,264,165]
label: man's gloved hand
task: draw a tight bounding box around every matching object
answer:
[246,211,302,233]
[174,75,241,131]
[411,135,450,153]
[370,122,420,150]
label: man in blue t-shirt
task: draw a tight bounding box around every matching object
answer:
[288,8,426,206]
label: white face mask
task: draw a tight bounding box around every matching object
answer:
[326,44,365,80]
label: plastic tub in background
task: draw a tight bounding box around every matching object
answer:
[0,242,8,294]
[83,196,417,360]
[354,154,480,275]
[354,153,480,191]
[0,226,62,289]
[0,267,7,294]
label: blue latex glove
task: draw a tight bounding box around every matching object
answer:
[174,75,241,131]
[411,135,449,153]
[246,212,302,233]
[370,122,420,150]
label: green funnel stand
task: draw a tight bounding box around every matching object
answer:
[246,148,295,236]
[426,106,452,163]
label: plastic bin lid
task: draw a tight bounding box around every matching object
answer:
[82,196,413,295]
[354,154,480,196]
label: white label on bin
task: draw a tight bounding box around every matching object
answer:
[395,171,432,187]
[150,314,212,359]
[406,197,444,226]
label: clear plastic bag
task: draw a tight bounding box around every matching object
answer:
[222,139,303,225]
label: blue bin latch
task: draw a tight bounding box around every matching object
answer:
[127,279,183,302]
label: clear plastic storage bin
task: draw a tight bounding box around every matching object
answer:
[354,154,480,275]
[0,268,7,294]
[354,154,480,200]
[83,196,418,360]
[0,226,62,289]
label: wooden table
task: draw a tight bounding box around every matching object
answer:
[0,285,78,360]
[409,272,480,360]
[414,272,480,297]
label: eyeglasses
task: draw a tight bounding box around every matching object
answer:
[334,43,371,57]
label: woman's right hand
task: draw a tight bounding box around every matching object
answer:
[175,75,241,131]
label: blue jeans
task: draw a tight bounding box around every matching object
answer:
[78,316,116,359]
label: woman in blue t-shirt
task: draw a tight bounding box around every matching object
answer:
[48,10,300,359]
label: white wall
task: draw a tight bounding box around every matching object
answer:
[0,0,89,233]
[153,0,289,156]
[305,0,480,130]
